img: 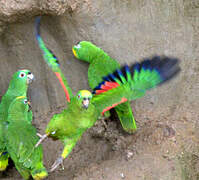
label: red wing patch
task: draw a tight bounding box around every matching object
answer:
[95,82,119,95]
[102,97,127,115]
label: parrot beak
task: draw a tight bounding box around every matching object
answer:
[82,98,90,109]
[28,101,32,111]
[27,72,34,84]
[72,47,78,58]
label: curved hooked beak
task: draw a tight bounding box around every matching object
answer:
[82,98,90,109]
[27,72,34,84]
[72,43,81,58]
[72,47,78,58]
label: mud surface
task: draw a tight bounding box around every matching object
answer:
[0,0,199,179]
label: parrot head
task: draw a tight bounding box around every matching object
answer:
[72,41,96,63]
[8,96,30,117]
[9,69,34,93]
[76,90,92,109]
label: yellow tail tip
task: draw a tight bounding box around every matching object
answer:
[32,171,48,180]
[0,159,8,171]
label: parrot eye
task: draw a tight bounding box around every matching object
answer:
[19,72,26,78]
[23,99,28,104]
[78,94,81,99]
[75,44,81,49]
[76,41,80,45]
[89,96,92,99]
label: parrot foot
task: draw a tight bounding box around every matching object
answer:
[36,133,43,138]
[50,156,64,172]
[35,134,48,147]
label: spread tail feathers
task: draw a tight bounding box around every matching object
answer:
[35,16,72,102]
[35,16,60,70]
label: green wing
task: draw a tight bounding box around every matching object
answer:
[5,120,43,169]
[35,17,73,103]
[0,96,11,152]
[27,110,33,124]
[92,56,180,114]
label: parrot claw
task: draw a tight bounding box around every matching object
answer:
[50,156,64,172]
[36,133,43,138]
[35,134,48,147]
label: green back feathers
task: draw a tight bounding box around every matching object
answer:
[5,97,47,178]
[88,60,120,89]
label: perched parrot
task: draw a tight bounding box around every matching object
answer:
[35,17,180,172]
[0,70,34,171]
[72,41,137,133]
[5,96,48,180]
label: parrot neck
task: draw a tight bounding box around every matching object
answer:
[7,112,26,122]
[0,92,26,119]
[80,53,94,63]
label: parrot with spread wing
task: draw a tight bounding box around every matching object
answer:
[72,41,137,133]
[35,17,180,172]
[5,96,48,180]
[0,69,34,171]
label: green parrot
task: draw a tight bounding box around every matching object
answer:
[72,41,137,133]
[35,17,180,172]
[5,96,48,180]
[0,69,34,171]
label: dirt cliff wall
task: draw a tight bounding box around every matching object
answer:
[0,1,198,180]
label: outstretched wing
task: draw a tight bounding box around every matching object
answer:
[92,56,180,114]
[35,17,73,102]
